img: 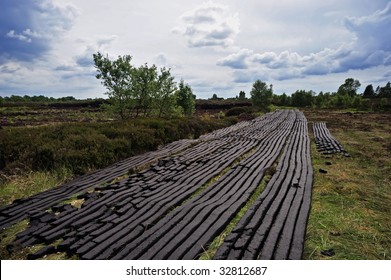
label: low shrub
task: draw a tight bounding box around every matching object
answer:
[225,107,253,117]
[0,117,238,176]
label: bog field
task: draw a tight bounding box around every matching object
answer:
[0,106,390,260]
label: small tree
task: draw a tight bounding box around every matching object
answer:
[280,93,289,106]
[352,95,362,109]
[362,84,376,98]
[239,91,246,100]
[94,52,192,119]
[176,80,195,116]
[154,67,178,117]
[93,52,134,119]
[375,86,381,96]
[132,63,158,117]
[337,78,361,97]
[291,90,314,107]
[250,80,273,110]
[332,94,352,108]
[378,82,391,98]
[314,91,326,108]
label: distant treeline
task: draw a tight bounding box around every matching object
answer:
[272,81,391,110]
[0,94,252,111]
[1,95,78,103]
[2,80,390,112]
[0,95,108,108]
[0,95,251,110]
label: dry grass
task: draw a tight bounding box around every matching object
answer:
[0,168,72,207]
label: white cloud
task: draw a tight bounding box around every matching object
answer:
[0,62,21,74]
[218,1,391,82]
[173,1,240,48]
[6,30,32,43]
[97,36,117,48]
[154,53,168,66]
[1,0,80,62]
[22,29,43,38]
[36,0,79,34]
[385,54,391,65]
[6,28,43,43]
[217,48,253,69]
[340,1,391,69]
[253,52,277,64]
[232,70,268,84]
[1,0,391,99]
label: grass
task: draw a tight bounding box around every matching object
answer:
[0,168,73,207]
[0,169,80,259]
[0,219,77,260]
[303,110,391,259]
[0,220,31,259]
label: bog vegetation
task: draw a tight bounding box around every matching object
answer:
[1,49,390,259]
[1,73,390,180]
[0,117,237,177]
[0,75,390,260]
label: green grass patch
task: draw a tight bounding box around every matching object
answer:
[0,220,32,259]
[304,111,391,259]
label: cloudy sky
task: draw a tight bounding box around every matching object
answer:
[1,0,391,99]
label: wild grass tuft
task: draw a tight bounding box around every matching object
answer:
[0,168,72,207]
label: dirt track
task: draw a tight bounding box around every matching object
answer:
[0,109,315,260]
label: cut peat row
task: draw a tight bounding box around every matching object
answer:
[110,110,299,260]
[0,139,196,230]
[313,122,350,156]
[213,113,313,260]
[17,137,259,257]
[3,110,315,261]
[9,112,291,257]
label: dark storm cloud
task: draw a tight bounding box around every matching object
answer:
[338,1,391,71]
[0,0,78,62]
